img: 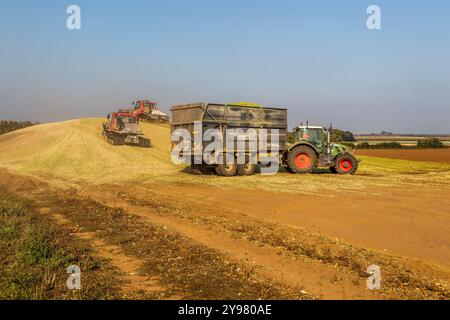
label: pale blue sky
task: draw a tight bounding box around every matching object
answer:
[0,1,449,133]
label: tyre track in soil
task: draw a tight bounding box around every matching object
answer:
[134,184,450,268]
[81,188,380,300]
[0,169,311,300]
[80,183,450,300]
[3,168,449,299]
[36,207,165,298]
[0,169,168,299]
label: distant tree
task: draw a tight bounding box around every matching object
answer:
[359,142,371,149]
[331,129,356,142]
[417,138,444,149]
[358,142,404,149]
[0,121,36,135]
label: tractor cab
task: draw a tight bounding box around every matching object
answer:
[295,126,326,145]
[109,112,139,133]
[133,100,157,113]
[293,126,328,154]
[132,100,170,123]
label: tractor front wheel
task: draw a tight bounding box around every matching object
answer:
[333,154,358,175]
[286,146,317,174]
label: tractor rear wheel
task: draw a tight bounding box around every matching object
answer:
[237,163,257,176]
[286,146,317,174]
[215,163,238,177]
[334,154,358,175]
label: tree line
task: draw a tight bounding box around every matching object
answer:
[0,121,36,135]
[345,138,445,149]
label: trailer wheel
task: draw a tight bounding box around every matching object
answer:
[215,163,238,177]
[189,164,212,175]
[334,154,358,175]
[237,163,257,176]
[286,146,317,174]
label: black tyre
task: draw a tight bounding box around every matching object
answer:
[329,166,338,174]
[102,131,110,143]
[334,153,358,175]
[113,135,124,146]
[215,163,238,177]
[188,164,212,175]
[138,137,151,148]
[237,163,257,176]
[286,146,317,174]
[105,133,116,146]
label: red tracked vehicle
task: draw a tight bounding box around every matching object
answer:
[102,111,151,147]
[131,100,170,123]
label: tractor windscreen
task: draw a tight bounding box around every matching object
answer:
[116,116,139,133]
[298,128,323,144]
[119,117,137,124]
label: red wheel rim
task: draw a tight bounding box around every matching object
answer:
[295,153,312,169]
[339,160,353,172]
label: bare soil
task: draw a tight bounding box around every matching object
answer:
[0,168,311,300]
[355,148,450,163]
[1,168,449,300]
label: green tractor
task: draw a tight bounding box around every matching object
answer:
[284,125,358,175]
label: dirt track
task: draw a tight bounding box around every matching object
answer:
[2,167,449,300]
[102,183,450,267]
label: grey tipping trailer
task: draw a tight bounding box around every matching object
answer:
[170,102,288,176]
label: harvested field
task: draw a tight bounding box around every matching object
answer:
[355,148,450,163]
[355,135,450,142]
[1,119,449,300]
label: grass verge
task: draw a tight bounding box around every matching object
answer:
[0,191,122,300]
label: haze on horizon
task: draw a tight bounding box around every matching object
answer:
[0,1,449,134]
